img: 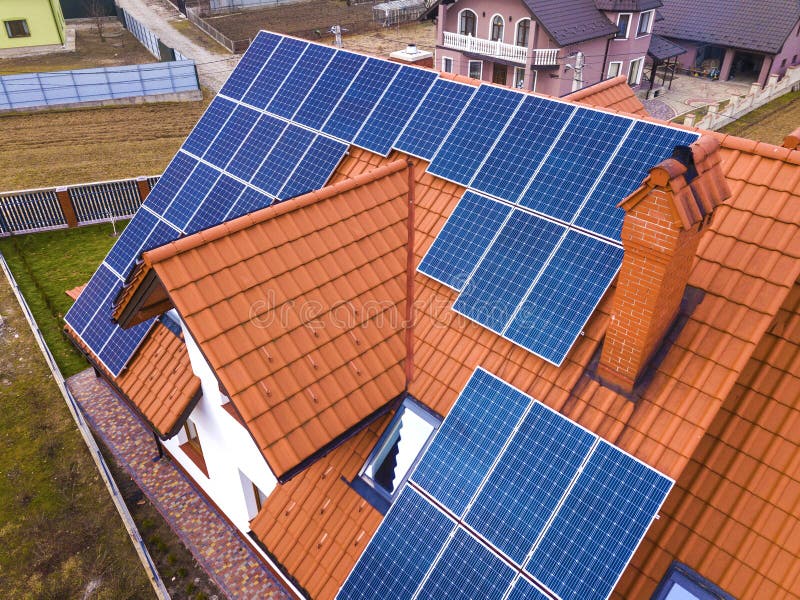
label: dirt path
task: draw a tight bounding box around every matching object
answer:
[116,0,239,91]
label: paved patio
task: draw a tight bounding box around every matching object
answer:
[640,71,754,121]
[67,368,291,600]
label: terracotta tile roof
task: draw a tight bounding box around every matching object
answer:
[65,321,200,438]
[251,415,388,599]
[238,125,800,598]
[137,161,412,478]
[116,322,201,438]
[618,282,800,598]
[564,75,649,117]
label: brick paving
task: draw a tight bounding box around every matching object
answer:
[67,368,291,600]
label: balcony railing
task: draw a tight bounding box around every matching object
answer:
[442,32,559,66]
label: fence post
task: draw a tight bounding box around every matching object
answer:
[55,186,79,228]
[135,176,151,202]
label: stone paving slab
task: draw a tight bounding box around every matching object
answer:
[67,368,291,600]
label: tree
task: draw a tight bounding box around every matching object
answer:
[82,0,111,40]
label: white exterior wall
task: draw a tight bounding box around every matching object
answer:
[162,310,277,532]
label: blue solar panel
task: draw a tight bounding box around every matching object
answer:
[427,85,523,186]
[277,135,347,200]
[395,78,476,160]
[104,209,160,276]
[518,109,632,221]
[251,125,315,196]
[354,66,437,156]
[227,114,288,182]
[266,43,335,119]
[181,97,236,158]
[219,31,281,100]
[143,152,197,214]
[82,278,123,349]
[411,368,531,516]
[471,96,575,201]
[242,37,307,109]
[526,441,672,600]
[293,50,366,129]
[417,529,514,600]
[453,211,564,333]
[575,123,700,239]
[465,402,595,564]
[417,191,512,291]
[65,264,119,334]
[227,186,273,220]
[505,232,623,366]
[506,579,553,600]
[98,320,153,374]
[163,162,221,230]
[322,58,399,141]
[337,488,454,600]
[186,175,246,233]
[203,105,260,169]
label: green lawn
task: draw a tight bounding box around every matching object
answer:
[719,90,800,144]
[0,221,127,377]
[0,270,152,598]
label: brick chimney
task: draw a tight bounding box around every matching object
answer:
[597,135,730,392]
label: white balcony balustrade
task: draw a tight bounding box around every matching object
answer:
[442,32,559,66]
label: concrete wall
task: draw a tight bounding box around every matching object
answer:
[163,311,278,534]
[0,0,65,48]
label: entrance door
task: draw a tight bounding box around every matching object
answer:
[492,64,508,85]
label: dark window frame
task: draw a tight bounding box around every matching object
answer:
[636,10,654,37]
[651,562,736,600]
[616,13,632,39]
[459,9,477,37]
[4,19,30,38]
[491,15,504,41]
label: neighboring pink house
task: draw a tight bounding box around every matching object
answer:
[427,0,661,96]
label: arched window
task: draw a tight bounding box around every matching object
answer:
[491,15,504,41]
[516,19,530,47]
[459,9,477,37]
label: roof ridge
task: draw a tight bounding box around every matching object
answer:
[144,158,410,265]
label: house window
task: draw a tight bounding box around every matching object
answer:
[781,58,788,68]
[491,15,504,42]
[359,397,440,503]
[442,56,453,73]
[652,562,735,600]
[516,19,530,47]
[468,60,483,80]
[514,66,526,88]
[637,10,654,37]
[179,418,208,477]
[616,13,631,39]
[607,61,623,78]
[628,56,645,85]
[459,9,477,37]
[4,19,30,38]
[794,54,798,65]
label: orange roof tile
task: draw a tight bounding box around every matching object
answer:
[564,75,649,117]
[65,284,86,301]
[136,161,412,478]
[116,322,201,437]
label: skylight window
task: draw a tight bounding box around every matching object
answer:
[359,398,439,503]
[652,562,735,600]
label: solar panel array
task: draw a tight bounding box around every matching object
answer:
[338,368,673,600]
[64,31,445,376]
[418,90,698,366]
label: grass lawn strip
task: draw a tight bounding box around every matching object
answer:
[719,90,800,145]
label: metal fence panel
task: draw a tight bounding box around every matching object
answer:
[0,62,199,112]
[0,191,67,233]
[123,10,161,59]
[71,180,142,223]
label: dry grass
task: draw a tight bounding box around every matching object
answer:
[0,96,210,191]
[719,90,800,145]
[0,25,156,75]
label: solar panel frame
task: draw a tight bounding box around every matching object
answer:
[163,161,223,230]
[505,577,555,600]
[185,175,247,234]
[225,113,289,183]
[142,152,198,214]
[276,134,348,201]
[353,65,438,156]
[181,96,237,159]
[336,487,455,600]
[251,124,316,196]
[65,264,120,335]
[265,43,336,120]
[241,37,308,109]
[394,78,477,160]
[503,231,624,366]
[524,440,674,600]
[417,191,514,292]
[97,319,154,375]
[452,211,566,334]
[202,104,261,170]
[426,85,524,187]
[218,31,281,100]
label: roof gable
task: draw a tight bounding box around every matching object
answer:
[523,0,619,45]
[134,162,412,478]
